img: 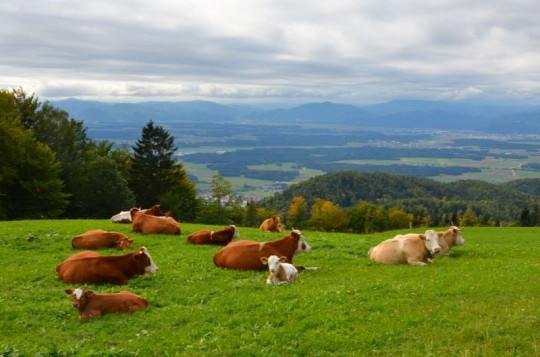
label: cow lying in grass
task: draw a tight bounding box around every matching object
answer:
[56,247,158,285]
[368,230,441,266]
[437,226,465,255]
[131,209,181,235]
[261,255,298,285]
[213,229,317,271]
[64,288,148,321]
[259,215,283,232]
[71,229,134,250]
[187,225,239,245]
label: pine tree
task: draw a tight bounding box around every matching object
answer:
[129,120,177,207]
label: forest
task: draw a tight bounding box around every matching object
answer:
[2,89,540,232]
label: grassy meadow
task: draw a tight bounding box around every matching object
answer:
[1,220,539,356]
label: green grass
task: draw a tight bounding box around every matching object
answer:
[1,221,539,356]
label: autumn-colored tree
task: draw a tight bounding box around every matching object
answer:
[388,209,413,230]
[287,195,308,229]
[307,198,349,232]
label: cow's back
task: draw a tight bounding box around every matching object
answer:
[187,230,211,244]
[369,239,407,264]
[71,230,125,249]
[132,214,181,235]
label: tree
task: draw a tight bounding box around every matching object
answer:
[211,174,232,207]
[0,90,68,219]
[287,195,308,229]
[243,200,258,227]
[307,198,349,232]
[78,157,136,218]
[461,207,479,227]
[388,208,413,230]
[159,166,200,222]
[129,120,177,207]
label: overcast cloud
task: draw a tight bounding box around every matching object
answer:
[1,0,539,104]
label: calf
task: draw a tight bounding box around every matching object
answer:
[131,209,181,235]
[261,255,298,285]
[64,288,148,321]
[187,225,239,245]
[368,230,441,266]
[56,246,158,285]
[71,229,134,250]
[111,210,134,224]
[259,215,283,233]
[213,229,315,271]
[436,226,465,255]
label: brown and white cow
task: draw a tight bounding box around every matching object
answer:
[71,229,134,250]
[64,288,148,321]
[131,209,181,235]
[259,215,283,232]
[261,255,298,285]
[436,226,465,256]
[187,225,239,245]
[368,230,441,266]
[56,246,158,285]
[213,229,315,271]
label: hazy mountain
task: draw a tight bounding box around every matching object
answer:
[53,98,537,132]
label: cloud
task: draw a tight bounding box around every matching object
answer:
[1,0,539,104]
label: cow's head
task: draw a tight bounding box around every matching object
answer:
[261,255,287,275]
[65,288,94,309]
[116,237,134,250]
[230,225,240,239]
[134,246,159,273]
[291,229,311,254]
[450,226,465,246]
[421,230,441,255]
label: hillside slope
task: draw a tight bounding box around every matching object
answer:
[261,171,536,224]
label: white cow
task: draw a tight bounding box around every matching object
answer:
[261,255,298,285]
[368,230,441,266]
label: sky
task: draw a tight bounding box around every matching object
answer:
[1,0,539,105]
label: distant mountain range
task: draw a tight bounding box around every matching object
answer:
[53,98,540,134]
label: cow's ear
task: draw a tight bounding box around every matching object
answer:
[419,234,426,240]
[129,239,134,243]
[138,247,146,254]
[261,257,268,265]
[279,256,287,263]
[64,289,73,295]
[86,290,96,296]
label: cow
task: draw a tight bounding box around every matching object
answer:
[259,215,283,232]
[64,288,148,321]
[187,225,239,245]
[111,210,134,224]
[71,229,134,250]
[261,255,298,285]
[131,209,181,235]
[368,230,441,266]
[213,229,315,271]
[56,246,158,285]
[111,204,166,224]
[436,226,465,256]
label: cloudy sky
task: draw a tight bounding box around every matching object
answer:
[1,0,539,104]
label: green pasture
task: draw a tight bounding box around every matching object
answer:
[1,221,539,356]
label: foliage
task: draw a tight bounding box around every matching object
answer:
[306,198,349,232]
[261,171,538,226]
[77,157,136,218]
[287,195,308,229]
[1,220,539,356]
[0,90,69,219]
[129,120,177,207]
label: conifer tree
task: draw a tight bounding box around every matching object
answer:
[129,120,177,207]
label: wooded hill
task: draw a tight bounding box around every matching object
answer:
[260,171,540,225]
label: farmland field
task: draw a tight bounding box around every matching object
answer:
[1,220,539,356]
